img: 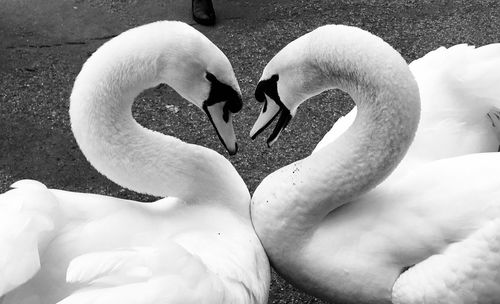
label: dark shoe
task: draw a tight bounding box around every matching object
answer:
[192,0,216,26]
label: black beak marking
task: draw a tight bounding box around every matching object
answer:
[255,74,279,102]
[250,106,282,141]
[255,74,279,113]
[202,72,241,154]
[223,104,230,123]
[267,107,291,146]
[205,72,242,113]
[252,74,292,144]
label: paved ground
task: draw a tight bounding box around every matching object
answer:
[1,0,500,303]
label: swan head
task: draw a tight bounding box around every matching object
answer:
[159,23,243,154]
[250,24,419,147]
[201,71,243,155]
[249,32,327,146]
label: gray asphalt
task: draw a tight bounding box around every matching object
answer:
[1,1,500,303]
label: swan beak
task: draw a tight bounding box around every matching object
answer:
[204,102,238,155]
[250,95,291,147]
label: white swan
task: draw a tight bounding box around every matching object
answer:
[313,43,500,177]
[0,21,269,304]
[249,24,500,304]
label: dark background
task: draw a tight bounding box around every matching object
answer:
[1,1,499,302]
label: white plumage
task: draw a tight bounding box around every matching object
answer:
[249,24,500,304]
[314,43,500,173]
[0,21,269,304]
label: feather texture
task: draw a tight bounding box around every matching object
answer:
[392,218,500,304]
[1,21,269,304]
[314,43,500,169]
[0,182,58,296]
[250,25,500,303]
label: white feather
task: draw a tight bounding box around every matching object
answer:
[1,21,269,304]
[251,25,500,304]
[314,43,500,168]
[0,182,58,297]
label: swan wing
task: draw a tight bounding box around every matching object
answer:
[303,153,500,303]
[56,278,196,304]
[59,237,266,304]
[65,247,163,285]
[384,153,500,303]
[406,44,500,163]
[315,44,500,159]
[410,43,500,113]
[392,218,500,304]
[0,180,59,296]
[59,245,212,304]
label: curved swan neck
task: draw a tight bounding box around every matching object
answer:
[253,25,420,236]
[70,22,250,215]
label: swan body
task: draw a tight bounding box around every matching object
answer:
[0,21,269,304]
[249,25,500,304]
[314,43,500,175]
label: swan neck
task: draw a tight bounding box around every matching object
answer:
[70,34,250,216]
[253,36,420,239]
[309,84,418,209]
[303,50,420,224]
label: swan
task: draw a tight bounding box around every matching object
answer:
[0,21,269,304]
[249,24,500,304]
[313,43,500,177]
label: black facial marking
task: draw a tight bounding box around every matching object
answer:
[202,72,241,155]
[223,106,230,123]
[252,74,292,144]
[205,72,217,83]
[255,74,280,113]
[249,106,281,141]
[204,72,242,114]
[266,107,291,146]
